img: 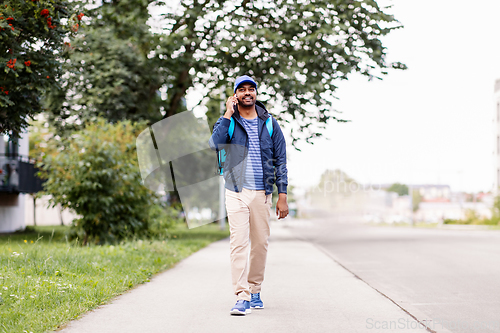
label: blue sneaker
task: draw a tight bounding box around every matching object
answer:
[250,293,264,309]
[230,300,251,315]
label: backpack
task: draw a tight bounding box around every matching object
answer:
[217,116,273,176]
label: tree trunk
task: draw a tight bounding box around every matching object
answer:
[165,69,190,118]
[59,204,64,226]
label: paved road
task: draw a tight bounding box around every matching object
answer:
[283,218,500,333]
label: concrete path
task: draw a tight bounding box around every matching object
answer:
[57,223,443,333]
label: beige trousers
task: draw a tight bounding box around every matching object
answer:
[225,188,272,301]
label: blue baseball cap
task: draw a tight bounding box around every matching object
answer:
[234,75,257,93]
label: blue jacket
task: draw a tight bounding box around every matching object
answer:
[209,101,288,196]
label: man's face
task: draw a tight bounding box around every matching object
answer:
[235,84,257,107]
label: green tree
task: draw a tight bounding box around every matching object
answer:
[39,118,160,244]
[28,114,55,227]
[306,168,368,214]
[412,189,421,212]
[28,114,55,162]
[0,0,84,136]
[313,168,359,194]
[386,182,408,196]
[46,0,405,146]
[45,0,167,136]
[157,0,406,146]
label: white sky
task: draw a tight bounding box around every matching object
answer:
[149,0,500,193]
[286,0,500,193]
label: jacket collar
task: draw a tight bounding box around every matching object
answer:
[233,100,269,121]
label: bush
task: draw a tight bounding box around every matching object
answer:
[147,200,183,239]
[443,209,500,226]
[40,118,165,244]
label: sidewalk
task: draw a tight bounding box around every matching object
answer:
[57,223,436,333]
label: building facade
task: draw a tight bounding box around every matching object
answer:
[0,132,29,232]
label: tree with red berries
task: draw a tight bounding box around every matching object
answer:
[0,0,85,136]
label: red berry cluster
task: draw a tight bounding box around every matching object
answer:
[69,12,84,32]
[40,9,56,29]
[46,16,56,29]
[0,87,8,95]
[6,58,16,69]
[1,16,15,31]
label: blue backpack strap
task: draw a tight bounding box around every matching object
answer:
[218,149,227,175]
[266,115,273,137]
[230,115,271,138]
[228,117,235,139]
[218,117,235,176]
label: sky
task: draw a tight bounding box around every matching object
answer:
[149,0,500,194]
[285,0,500,193]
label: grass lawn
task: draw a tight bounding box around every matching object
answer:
[0,223,229,333]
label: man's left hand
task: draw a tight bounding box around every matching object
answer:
[276,193,289,219]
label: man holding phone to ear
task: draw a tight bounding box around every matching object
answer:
[209,75,289,315]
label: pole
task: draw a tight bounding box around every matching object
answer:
[33,195,36,226]
[218,86,226,230]
[219,173,225,230]
[409,184,414,226]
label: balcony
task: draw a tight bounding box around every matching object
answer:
[0,153,44,194]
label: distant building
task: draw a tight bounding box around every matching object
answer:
[381,183,452,202]
[412,184,451,202]
[494,79,500,195]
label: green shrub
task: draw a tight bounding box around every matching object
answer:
[40,118,162,244]
[443,209,500,226]
[147,201,183,238]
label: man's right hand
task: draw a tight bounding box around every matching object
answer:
[224,95,238,119]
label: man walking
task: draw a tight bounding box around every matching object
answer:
[209,75,289,315]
